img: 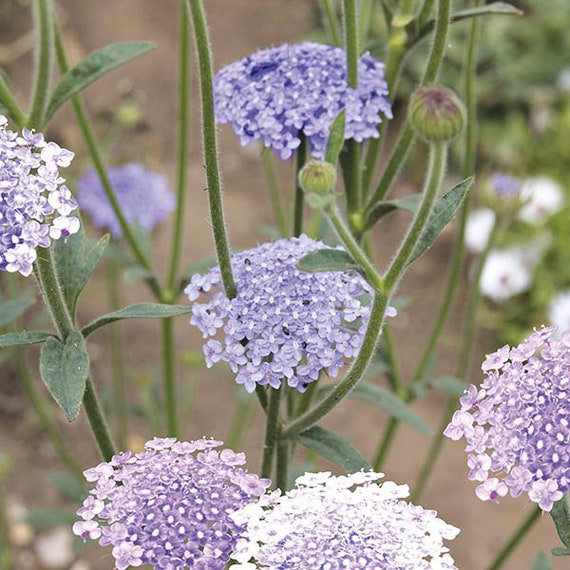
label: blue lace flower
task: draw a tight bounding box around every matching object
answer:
[0,115,79,276]
[214,42,392,160]
[230,471,460,570]
[73,437,270,570]
[77,163,175,237]
[445,326,570,511]
[185,235,395,393]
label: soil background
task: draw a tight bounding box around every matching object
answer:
[0,1,566,569]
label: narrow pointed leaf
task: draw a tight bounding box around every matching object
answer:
[297,248,359,273]
[53,222,110,318]
[40,332,89,422]
[552,547,570,557]
[531,552,553,569]
[324,111,346,165]
[365,193,421,230]
[81,303,193,337]
[431,376,467,398]
[0,293,35,327]
[350,382,433,435]
[551,493,570,550]
[297,425,371,473]
[406,177,472,268]
[0,331,55,348]
[46,41,155,120]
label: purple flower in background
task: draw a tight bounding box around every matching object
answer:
[214,42,392,160]
[490,173,522,196]
[76,163,175,237]
[229,471,460,570]
[0,115,79,277]
[72,437,270,570]
[185,235,395,393]
[445,327,570,511]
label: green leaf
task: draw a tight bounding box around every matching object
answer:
[431,376,467,398]
[551,493,570,551]
[39,332,89,422]
[81,303,193,337]
[46,41,155,120]
[297,425,371,473]
[531,552,553,569]
[0,293,35,328]
[53,222,110,318]
[23,508,79,531]
[324,111,346,165]
[552,547,570,557]
[406,177,472,268]
[297,248,360,273]
[350,382,433,435]
[0,331,55,348]
[364,194,421,230]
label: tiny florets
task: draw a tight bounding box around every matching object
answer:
[76,163,175,237]
[72,437,270,570]
[0,115,79,276]
[213,42,392,160]
[445,326,570,511]
[229,471,460,570]
[185,235,395,393]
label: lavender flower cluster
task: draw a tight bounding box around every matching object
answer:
[77,162,175,237]
[230,471,460,570]
[0,115,79,276]
[214,42,392,160]
[72,437,270,570]
[445,326,570,511]
[185,235,393,393]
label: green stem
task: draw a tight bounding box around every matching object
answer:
[325,202,384,292]
[161,318,179,437]
[487,507,542,570]
[381,324,401,394]
[262,148,287,237]
[260,385,283,480]
[343,0,359,88]
[28,0,54,129]
[293,135,308,237]
[107,261,128,449]
[0,82,26,128]
[276,438,289,490]
[319,0,342,46]
[188,0,236,299]
[281,292,389,438]
[53,27,160,295]
[365,0,451,213]
[418,0,436,29]
[83,378,117,461]
[166,0,191,295]
[412,218,503,501]
[383,142,447,291]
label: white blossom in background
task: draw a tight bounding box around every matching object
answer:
[518,176,565,224]
[548,289,570,334]
[480,248,533,302]
[465,208,496,254]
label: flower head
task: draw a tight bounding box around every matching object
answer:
[518,176,564,224]
[229,471,460,569]
[214,42,392,160]
[0,115,79,276]
[444,327,570,511]
[73,438,270,570]
[185,235,395,393]
[77,163,175,237]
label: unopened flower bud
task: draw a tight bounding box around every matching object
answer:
[480,173,524,217]
[409,85,465,142]
[299,160,337,196]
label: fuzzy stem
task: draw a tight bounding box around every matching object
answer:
[28,0,54,129]
[487,507,542,570]
[319,0,342,46]
[262,148,287,237]
[53,27,160,296]
[293,135,308,237]
[261,385,283,480]
[383,143,447,291]
[0,82,26,128]
[343,0,359,88]
[281,292,389,438]
[83,378,117,461]
[188,0,236,299]
[166,0,191,294]
[161,317,179,437]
